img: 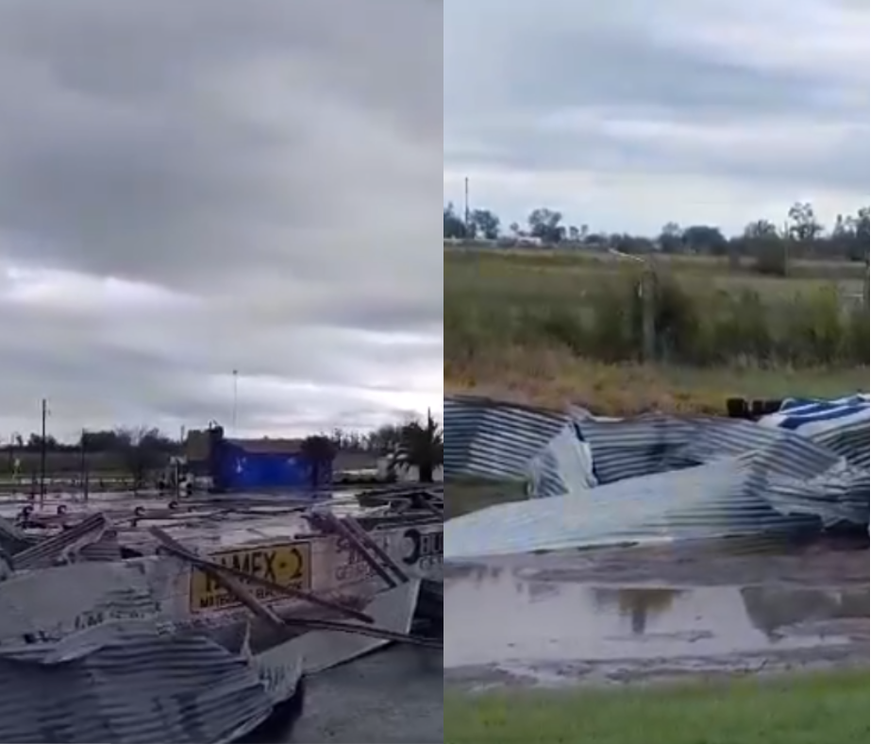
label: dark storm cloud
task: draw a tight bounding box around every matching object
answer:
[0,0,442,435]
[0,0,439,290]
[444,0,869,221]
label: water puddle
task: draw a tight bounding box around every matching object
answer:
[444,563,868,670]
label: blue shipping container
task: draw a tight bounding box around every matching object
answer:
[210,440,332,491]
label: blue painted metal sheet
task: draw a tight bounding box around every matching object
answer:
[212,442,330,491]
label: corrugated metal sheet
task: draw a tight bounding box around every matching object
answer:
[0,551,422,743]
[0,516,31,556]
[444,394,869,559]
[443,396,571,480]
[0,622,287,744]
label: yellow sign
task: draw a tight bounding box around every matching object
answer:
[189,541,313,613]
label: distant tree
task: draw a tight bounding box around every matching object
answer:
[682,225,728,255]
[743,219,779,241]
[300,435,337,489]
[787,201,823,244]
[444,203,468,239]
[657,222,684,254]
[527,208,565,243]
[389,411,443,484]
[852,206,870,263]
[115,426,172,491]
[444,199,870,263]
[25,432,58,451]
[743,220,787,276]
[470,209,501,240]
[365,424,403,455]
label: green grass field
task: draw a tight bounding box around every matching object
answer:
[445,478,527,519]
[444,249,868,414]
[445,670,869,744]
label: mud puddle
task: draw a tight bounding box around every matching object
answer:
[444,540,869,687]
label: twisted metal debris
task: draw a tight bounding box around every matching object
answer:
[0,488,443,742]
[445,394,869,559]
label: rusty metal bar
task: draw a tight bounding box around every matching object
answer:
[150,528,283,627]
[341,516,410,584]
[308,513,398,589]
[147,526,374,624]
[284,615,441,649]
[14,513,109,570]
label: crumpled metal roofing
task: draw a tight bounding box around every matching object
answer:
[444,395,571,481]
[444,394,869,559]
[0,621,289,744]
[0,521,422,743]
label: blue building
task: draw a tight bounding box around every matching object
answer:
[187,427,332,492]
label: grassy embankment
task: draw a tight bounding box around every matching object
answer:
[445,250,869,415]
[445,670,869,744]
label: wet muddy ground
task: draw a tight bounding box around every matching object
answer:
[289,645,442,742]
[444,536,869,688]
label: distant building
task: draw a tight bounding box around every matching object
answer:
[184,428,329,492]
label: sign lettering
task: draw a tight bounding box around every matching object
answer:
[14,603,162,646]
[403,528,443,567]
[189,542,312,613]
[333,534,389,582]
[332,526,443,582]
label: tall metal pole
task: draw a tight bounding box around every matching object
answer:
[232,369,239,437]
[80,428,90,501]
[464,176,470,236]
[39,398,47,505]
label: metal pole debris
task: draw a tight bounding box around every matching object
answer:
[147,526,375,624]
[342,516,410,584]
[307,512,399,588]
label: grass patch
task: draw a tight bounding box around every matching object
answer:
[445,254,868,367]
[445,251,868,413]
[444,670,869,744]
[445,354,868,416]
[445,478,528,519]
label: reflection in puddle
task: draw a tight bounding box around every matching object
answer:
[443,565,868,669]
[593,588,683,636]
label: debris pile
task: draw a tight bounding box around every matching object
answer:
[445,394,869,559]
[0,489,442,742]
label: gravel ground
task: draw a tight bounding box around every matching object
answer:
[288,645,442,743]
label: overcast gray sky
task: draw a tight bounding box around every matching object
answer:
[0,0,442,441]
[444,0,869,235]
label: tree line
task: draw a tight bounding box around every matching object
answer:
[0,423,418,455]
[444,201,870,264]
[0,416,444,486]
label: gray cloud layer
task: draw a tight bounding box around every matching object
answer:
[444,0,869,232]
[0,0,442,440]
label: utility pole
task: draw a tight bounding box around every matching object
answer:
[232,369,239,437]
[80,427,89,501]
[39,398,48,505]
[463,176,471,237]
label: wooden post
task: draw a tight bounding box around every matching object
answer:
[641,267,656,363]
[864,261,870,315]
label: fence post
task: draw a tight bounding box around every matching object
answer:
[864,263,870,315]
[640,267,657,362]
